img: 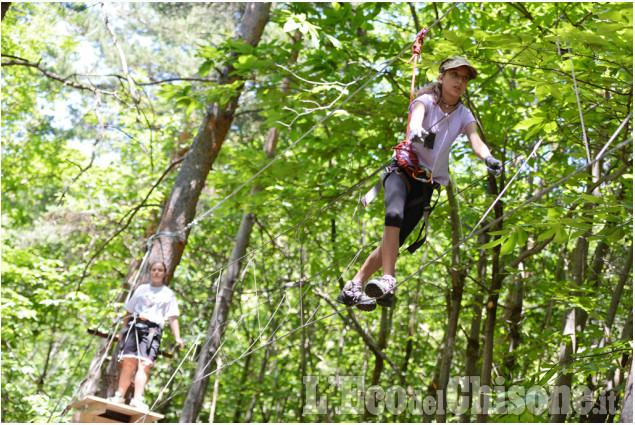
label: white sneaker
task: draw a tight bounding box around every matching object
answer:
[130,397,149,412]
[107,391,125,404]
[365,275,397,307]
[336,280,376,311]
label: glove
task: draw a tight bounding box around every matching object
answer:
[485,156,503,176]
[408,125,428,145]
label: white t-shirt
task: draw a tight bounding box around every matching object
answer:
[396,93,476,186]
[125,283,179,327]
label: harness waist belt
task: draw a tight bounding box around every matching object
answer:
[361,165,433,207]
[136,315,160,327]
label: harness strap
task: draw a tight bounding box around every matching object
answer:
[362,166,411,207]
[406,185,440,254]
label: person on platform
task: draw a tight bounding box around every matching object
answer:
[108,261,184,412]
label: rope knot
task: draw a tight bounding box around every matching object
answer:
[408,27,428,65]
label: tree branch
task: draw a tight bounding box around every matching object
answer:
[586,162,631,194]
[507,2,534,22]
[314,288,430,420]
[408,2,420,31]
[1,2,11,21]
[75,155,185,291]
[57,90,103,205]
[100,3,138,103]
[136,76,218,86]
[1,56,99,92]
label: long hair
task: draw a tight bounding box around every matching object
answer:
[415,81,443,102]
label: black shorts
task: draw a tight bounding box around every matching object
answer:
[120,319,162,364]
[384,162,438,246]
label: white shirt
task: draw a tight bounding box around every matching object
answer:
[125,283,179,327]
[396,93,476,186]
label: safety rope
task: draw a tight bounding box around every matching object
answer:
[51,236,156,421]
[58,3,631,419]
[190,137,631,387]
[150,3,460,243]
[135,116,631,423]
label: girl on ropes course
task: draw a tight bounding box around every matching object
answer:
[107,261,184,412]
[337,56,503,311]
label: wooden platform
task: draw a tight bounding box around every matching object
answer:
[70,395,164,423]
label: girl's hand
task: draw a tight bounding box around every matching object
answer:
[176,338,185,350]
[485,156,503,176]
[408,125,428,144]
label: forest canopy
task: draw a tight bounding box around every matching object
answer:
[1,2,633,423]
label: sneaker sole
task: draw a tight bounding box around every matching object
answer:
[365,281,385,299]
[355,301,376,312]
[376,294,396,308]
[337,294,376,312]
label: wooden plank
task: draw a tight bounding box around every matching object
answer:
[70,396,164,423]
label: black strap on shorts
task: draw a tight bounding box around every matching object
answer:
[406,184,440,254]
[385,164,440,254]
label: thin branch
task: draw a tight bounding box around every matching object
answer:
[75,156,185,291]
[136,76,218,86]
[574,11,593,27]
[565,34,591,164]
[508,236,554,270]
[383,70,411,99]
[475,57,629,96]
[57,90,103,205]
[409,2,420,31]
[507,2,534,23]
[1,58,99,92]
[100,2,138,103]
[586,162,631,195]
[432,3,442,31]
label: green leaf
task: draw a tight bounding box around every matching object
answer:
[554,226,568,244]
[480,236,508,250]
[538,226,557,242]
[325,34,342,49]
[513,116,544,131]
[500,231,517,255]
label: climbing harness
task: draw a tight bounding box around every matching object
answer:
[406,187,440,254]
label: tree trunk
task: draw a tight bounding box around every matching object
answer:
[234,29,302,421]
[621,361,633,423]
[245,338,274,422]
[37,308,59,392]
[582,245,633,423]
[208,356,222,423]
[504,251,525,377]
[146,2,270,284]
[1,3,10,21]
[604,244,632,335]
[436,179,467,422]
[180,212,256,422]
[232,339,254,422]
[549,233,589,422]
[477,175,503,423]
[459,227,490,423]
[298,242,310,421]
[363,307,391,420]
[401,278,422,373]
